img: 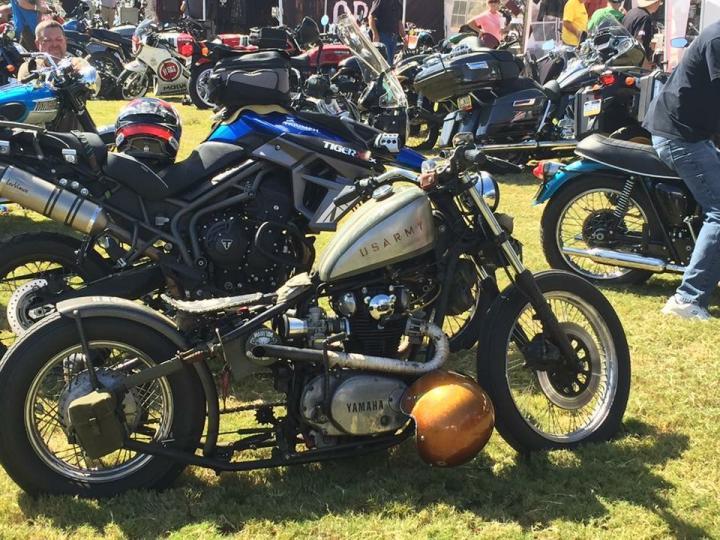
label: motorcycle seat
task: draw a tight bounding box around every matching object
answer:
[90,28,132,48]
[542,80,562,102]
[40,131,108,170]
[575,134,680,180]
[103,142,248,201]
[290,54,310,69]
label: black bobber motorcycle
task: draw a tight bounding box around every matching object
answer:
[0,133,631,498]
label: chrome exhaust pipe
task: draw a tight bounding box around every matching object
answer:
[252,322,449,376]
[562,246,686,273]
[479,140,578,153]
[0,165,161,260]
[0,165,108,234]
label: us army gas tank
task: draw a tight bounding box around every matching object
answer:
[317,185,435,282]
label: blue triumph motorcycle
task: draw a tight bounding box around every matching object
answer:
[0,17,500,355]
[0,52,115,141]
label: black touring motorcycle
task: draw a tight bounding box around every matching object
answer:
[0,130,631,497]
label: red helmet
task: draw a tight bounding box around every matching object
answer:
[115,98,182,163]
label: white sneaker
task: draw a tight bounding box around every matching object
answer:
[661,296,712,321]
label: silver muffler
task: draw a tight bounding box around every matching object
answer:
[562,246,686,273]
[0,165,108,235]
[252,322,449,375]
[0,165,161,260]
[479,140,578,153]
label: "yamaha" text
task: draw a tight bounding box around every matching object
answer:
[346,400,384,413]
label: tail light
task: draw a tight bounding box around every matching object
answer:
[177,33,194,57]
[599,71,617,86]
[532,160,563,182]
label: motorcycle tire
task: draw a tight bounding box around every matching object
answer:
[89,51,123,100]
[0,232,108,346]
[120,70,150,101]
[477,270,631,453]
[540,175,655,285]
[0,315,205,497]
[188,63,215,110]
[406,100,446,152]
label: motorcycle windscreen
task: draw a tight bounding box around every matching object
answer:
[336,14,407,109]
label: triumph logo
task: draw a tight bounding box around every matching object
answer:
[358,221,425,257]
[323,141,358,158]
[220,239,233,250]
[346,400,384,414]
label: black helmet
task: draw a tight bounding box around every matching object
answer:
[115,98,182,163]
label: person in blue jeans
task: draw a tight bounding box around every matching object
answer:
[369,0,406,63]
[644,21,720,320]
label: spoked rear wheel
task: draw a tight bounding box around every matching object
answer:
[0,316,205,496]
[478,271,630,452]
[541,175,655,285]
[0,233,107,348]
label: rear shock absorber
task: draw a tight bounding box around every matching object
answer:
[613,176,636,221]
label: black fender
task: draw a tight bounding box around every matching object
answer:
[55,296,220,456]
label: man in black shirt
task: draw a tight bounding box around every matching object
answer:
[644,21,720,320]
[369,0,405,63]
[622,0,661,65]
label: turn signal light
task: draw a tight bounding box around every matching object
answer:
[6,64,14,73]
[201,46,209,56]
[625,76,636,87]
[532,160,563,182]
[532,162,545,181]
[599,71,617,86]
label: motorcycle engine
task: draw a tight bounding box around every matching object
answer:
[199,176,297,294]
[301,372,409,439]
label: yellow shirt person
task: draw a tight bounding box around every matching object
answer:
[562,0,589,46]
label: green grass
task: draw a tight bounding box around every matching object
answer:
[0,101,719,539]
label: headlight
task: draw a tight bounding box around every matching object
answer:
[79,65,98,95]
[471,172,499,211]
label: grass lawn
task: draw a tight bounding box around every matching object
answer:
[0,101,718,539]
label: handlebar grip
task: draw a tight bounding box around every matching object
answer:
[20,72,39,84]
[333,186,360,206]
[464,149,486,166]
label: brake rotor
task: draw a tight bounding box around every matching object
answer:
[6,279,53,336]
[536,322,602,410]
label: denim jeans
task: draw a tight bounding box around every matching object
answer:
[653,135,720,307]
[378,32,398,63]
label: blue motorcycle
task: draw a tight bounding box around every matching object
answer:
[0,53,114,141]
[0,17,468,350]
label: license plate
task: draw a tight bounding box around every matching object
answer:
[458,95,473,111]
[583,99,602,117]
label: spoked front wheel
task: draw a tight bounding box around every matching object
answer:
[478,271,630,452]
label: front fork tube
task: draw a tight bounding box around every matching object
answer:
[467,185,580,364]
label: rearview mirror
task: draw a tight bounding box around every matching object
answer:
[670,37,689,49]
